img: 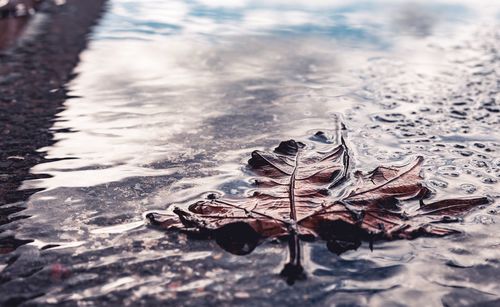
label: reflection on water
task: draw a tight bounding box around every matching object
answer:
[1,0,500,305]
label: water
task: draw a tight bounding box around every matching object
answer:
[1,0,500,305]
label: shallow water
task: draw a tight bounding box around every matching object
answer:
[1,0,500,305]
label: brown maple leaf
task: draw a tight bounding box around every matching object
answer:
[147,130,488,284]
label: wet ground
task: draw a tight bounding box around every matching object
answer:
[0,0,499,305]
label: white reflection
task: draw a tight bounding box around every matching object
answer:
[25,35,361,189]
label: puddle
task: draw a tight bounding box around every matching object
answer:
[0,0,499,305]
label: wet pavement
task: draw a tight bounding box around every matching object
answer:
[0,0,499,305]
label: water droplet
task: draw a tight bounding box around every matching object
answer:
[460,183,477,194]
[481,177,497,184]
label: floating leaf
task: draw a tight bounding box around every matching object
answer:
[147,127,488,284]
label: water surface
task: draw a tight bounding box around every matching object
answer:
[1,0,500,305]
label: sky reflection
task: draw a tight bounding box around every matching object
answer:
[23,0,500,191]
[96,0,500,45]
